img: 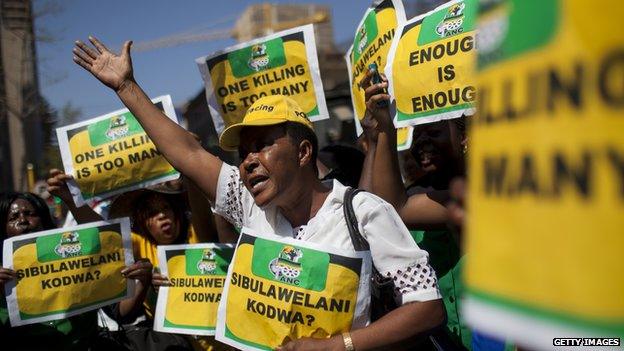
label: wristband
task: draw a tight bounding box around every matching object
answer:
[342,332,355,351]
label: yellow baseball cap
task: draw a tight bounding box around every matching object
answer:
[219,95,314,151]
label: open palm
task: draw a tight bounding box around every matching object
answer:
[73,36,134,91]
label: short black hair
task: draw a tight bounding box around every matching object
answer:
[0,192,56,240]
[131,192,189,244]
[283,121,319,172]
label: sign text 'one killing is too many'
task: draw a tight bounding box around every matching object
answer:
[197,24,328,135]
[56,95,180,206]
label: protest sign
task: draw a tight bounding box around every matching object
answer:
[197,24,328,135]
[2,218,134,326]
[153,243,234,336]
[346,0,405,128]
[397,126,413,151]
[56,95,180,206]
[386,0,476,127]
[465,1,624,348]
[345,0,411,150]
[216,229,371,350]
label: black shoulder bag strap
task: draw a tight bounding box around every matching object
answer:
[343,187,397,321]
[343,187,368,251]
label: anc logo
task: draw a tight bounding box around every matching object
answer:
[436,2,466,37]
[357,26,368,55]
[54,231,82,258]
[196,248,217,274]
[476,0,559,69]
[105,115,129,141]
[248,44,269,72]
[269,245,303,284]
[352,10,378,63]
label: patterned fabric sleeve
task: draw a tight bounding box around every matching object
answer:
[358,194,442,305]
[380,257,440,305]
[213,164,245,228]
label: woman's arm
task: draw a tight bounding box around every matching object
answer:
[358,72,448,229]
[117,259,153,321]
[47,169,103,224]
[72,37,223,203]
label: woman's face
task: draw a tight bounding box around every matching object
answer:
[144,195,180,245]
[6,198,43,237]
[238,125,302,208]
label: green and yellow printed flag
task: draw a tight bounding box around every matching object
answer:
[56,95,180,206]
[154,244,234,336]
[227,38,287,78]
[86,112,143,147]
[466,0,624,348]
[196,24,328,136]
[2,218,134,327]
[385,0,477,127]
[36,227,101,263]
[215,229,370,351]
[251,239,329,292]
[352,10,379,63]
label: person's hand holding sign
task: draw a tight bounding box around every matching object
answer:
[0,267,16,292]
[359,67,393,143]
[118,259,153,317]
[151,267,171,292]
[121,259,153,286]
[276,336,343,351]
[46,169,103,224]
[47,169,74,204]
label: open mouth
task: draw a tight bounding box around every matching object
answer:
[160,220,172,233]
[248,175,269,191]
[417,151,439,171]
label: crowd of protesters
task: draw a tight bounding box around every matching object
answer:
[0,22,490,350]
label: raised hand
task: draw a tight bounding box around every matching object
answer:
[121,259,153,287]
[73,36,134,92]
[359,69,393,142]
[46,168,73,204]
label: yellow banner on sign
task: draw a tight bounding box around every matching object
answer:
[386,0,476,128]
[216,230,370,351]
[465,0,624,346]
[3,219,134,326]
[56,95,179,206]
[197,24,328,135]
[154,243,234,336]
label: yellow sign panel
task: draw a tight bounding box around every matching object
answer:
[466,0,624,345]
[56,95,179,206]
[386,0,476,128]
[154,244,234,336]
[4,219,134,326]
[198,24,328,135]
[216,230,369,350]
